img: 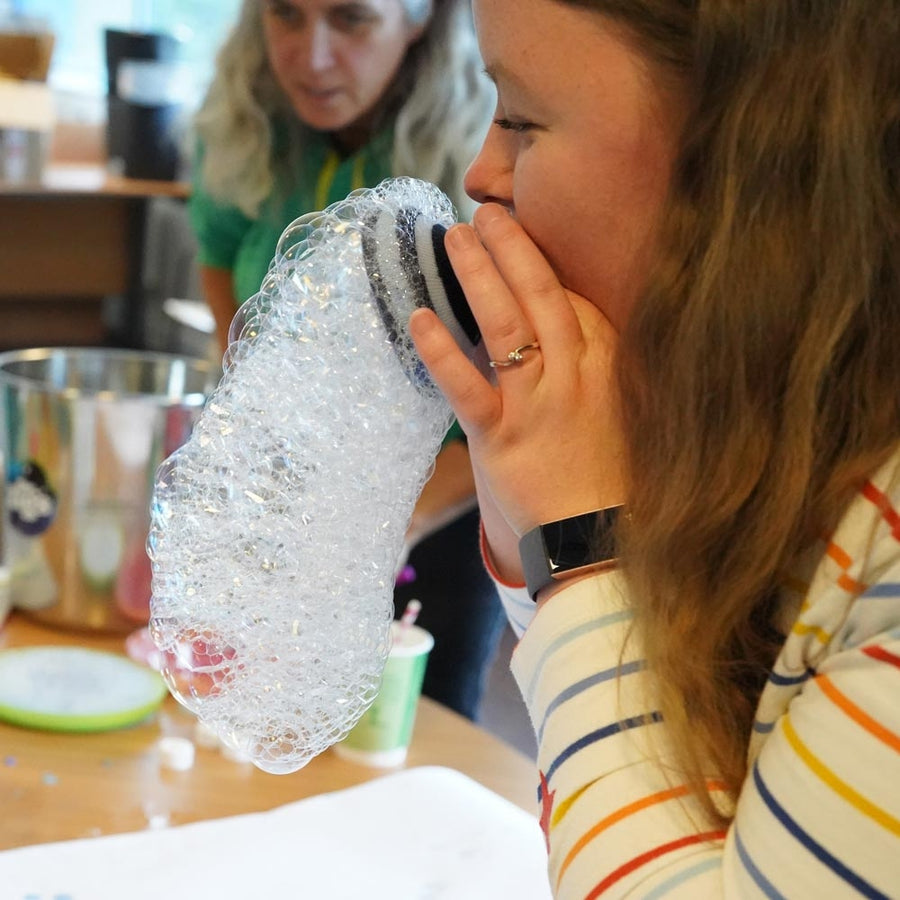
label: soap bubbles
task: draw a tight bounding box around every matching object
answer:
[148,178,477,773]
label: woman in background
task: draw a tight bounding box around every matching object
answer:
[191,0,489,348]
[190,0,505,720]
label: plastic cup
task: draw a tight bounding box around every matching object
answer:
[335,622,433,767]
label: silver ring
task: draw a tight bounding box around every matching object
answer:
[488,341,541,368]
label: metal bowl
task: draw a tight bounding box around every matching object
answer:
[0,347,217,633]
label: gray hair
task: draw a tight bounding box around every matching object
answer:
[403,0,433,26]
[194,0,492,221]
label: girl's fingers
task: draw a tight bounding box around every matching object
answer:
[408,308,500,434]
[469,204,583,352]
[444,221,541,367]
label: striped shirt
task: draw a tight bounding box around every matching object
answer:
[492,450,900,897]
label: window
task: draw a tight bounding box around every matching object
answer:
[8,0,240,103]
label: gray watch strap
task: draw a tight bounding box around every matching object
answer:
[518,507,622,601]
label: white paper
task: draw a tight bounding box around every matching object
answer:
[0,766,552,899]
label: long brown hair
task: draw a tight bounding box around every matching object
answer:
[569,0,900,822]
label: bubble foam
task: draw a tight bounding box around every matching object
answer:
[148,178,458,773]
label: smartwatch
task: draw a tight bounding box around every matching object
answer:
[518,506,622,601]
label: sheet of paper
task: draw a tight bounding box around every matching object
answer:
[0,766,552,899]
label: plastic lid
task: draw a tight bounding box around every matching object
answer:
[0,646,167,733]
[157,735,196,770]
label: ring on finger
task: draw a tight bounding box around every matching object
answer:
[488,341,541,369]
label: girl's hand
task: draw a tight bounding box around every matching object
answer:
[409,203,627,582]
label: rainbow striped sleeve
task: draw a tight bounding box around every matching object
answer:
[508,574,727,897]
[499,451,900,898]
[729,460,900,898]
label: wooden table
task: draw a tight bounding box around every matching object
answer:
[0,164,189,350]
[0,614,538,851]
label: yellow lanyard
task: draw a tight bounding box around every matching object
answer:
[315,150,368,211]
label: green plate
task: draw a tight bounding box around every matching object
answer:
[0,645,167,733]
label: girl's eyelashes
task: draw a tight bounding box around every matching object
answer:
[493,117,537,133]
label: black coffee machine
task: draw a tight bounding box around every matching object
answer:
[104,28,182,181]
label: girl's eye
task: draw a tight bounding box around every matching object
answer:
[493,117,536,134]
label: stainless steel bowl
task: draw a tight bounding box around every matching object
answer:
[0,347,217,633]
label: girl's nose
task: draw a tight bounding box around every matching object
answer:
[463,125,514,209]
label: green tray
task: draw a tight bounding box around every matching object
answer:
[0,645,167,733]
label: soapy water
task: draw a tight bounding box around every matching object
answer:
[148,178,479,773]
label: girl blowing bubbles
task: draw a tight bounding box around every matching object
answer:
[411,0,900,896]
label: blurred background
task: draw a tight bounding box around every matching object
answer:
[0,0,236,353]
[0,0,536,759]
[1,0,239,118]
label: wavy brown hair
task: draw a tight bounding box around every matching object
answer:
[565,0,900,822]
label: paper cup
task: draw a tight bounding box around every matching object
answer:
[335,622,433,767]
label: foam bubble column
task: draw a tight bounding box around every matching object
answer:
[148,178,478,773]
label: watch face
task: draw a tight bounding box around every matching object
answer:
[519,506,622,600]
[544,509,618,575]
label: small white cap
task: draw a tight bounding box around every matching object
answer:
[157,736,196,771]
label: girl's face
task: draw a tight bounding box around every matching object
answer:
[466,0,687,331]
[262,0,426,148]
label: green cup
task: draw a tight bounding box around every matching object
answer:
[335,622,434,767]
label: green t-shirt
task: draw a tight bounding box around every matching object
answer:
[190,127,465,445]
[190,126,394,307]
